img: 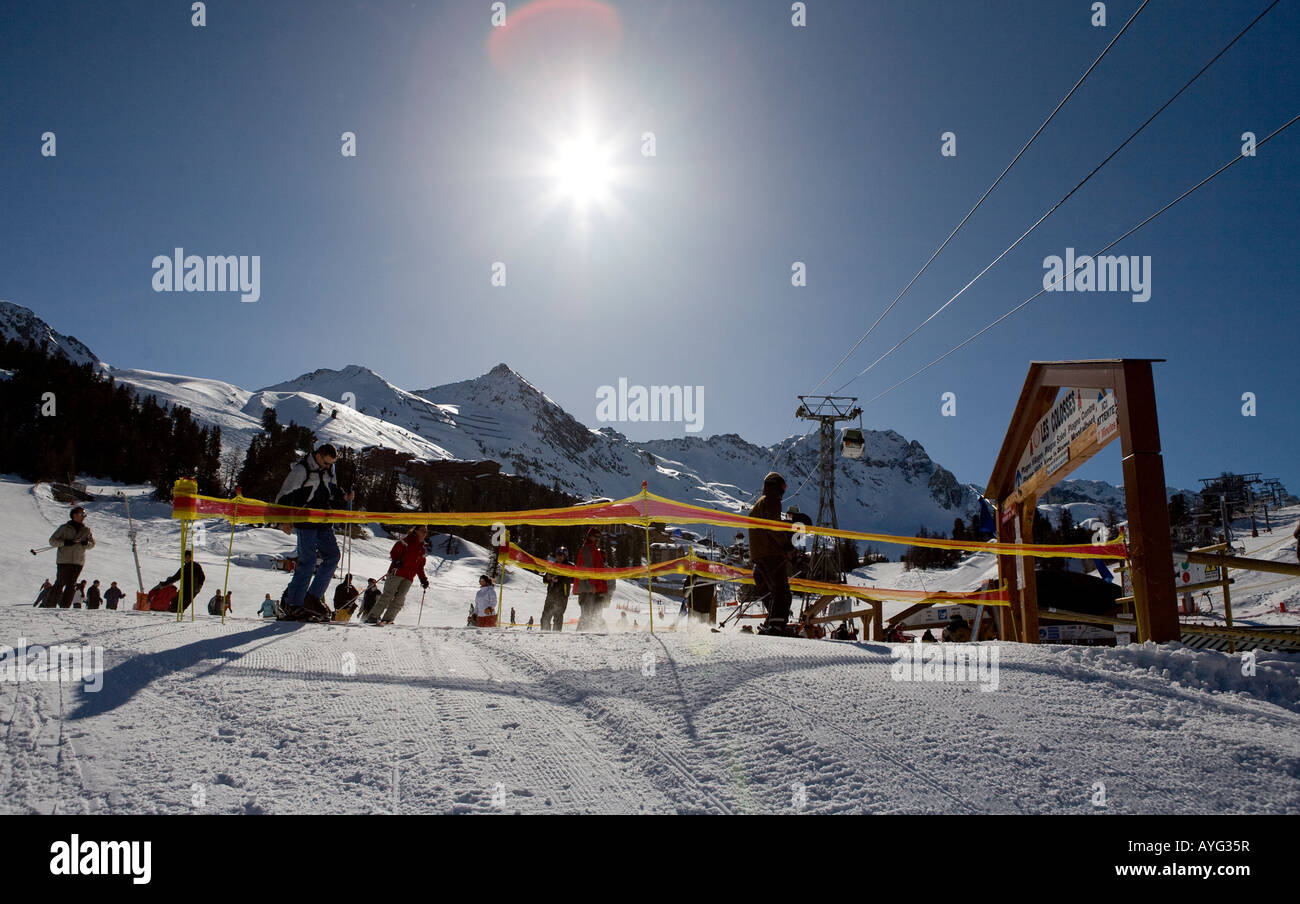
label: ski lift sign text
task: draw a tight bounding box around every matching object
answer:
[1014,388,1118,492]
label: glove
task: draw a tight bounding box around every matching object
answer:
[419,578,429,589]
[80,538,90,546]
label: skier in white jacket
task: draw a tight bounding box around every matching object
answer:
[473,575,498,628]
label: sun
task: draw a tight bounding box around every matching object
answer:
[548,131,615,209]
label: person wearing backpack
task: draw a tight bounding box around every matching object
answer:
[275,443,354,621]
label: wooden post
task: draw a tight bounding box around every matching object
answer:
[1018,496,1040,644]
[1115,361,1179,643]
[1220,555,1234,654]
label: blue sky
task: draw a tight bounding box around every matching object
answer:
[2,0,1298,494]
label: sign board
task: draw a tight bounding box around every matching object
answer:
[1038,624,1116,643]
[896,604,978,629]
[1013,387,1118,496]
[1173,557,1219,587]
[1096,391,1118,444]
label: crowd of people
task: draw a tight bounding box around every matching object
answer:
[28,456,846,636]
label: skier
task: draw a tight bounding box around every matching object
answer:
[207,589,226,615]
[72,580,87,609]
[367,526,429,625]
[332,573,360,618]
[157,550,206,614]
[510,606,516,626]
[257,593,277,618]
[47,505,94,608]
[474,574,498,627]
[540,547,572,632]
[86,579,103,609]
[104,581,125,610]
[275,443,354,621]
[357,578,381,622]
[526,615,534,630]
[574,528,607,631]
[32,579,52,608]
[748,472,794,635]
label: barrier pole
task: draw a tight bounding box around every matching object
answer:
[220,489,239,625]
[643,482,654,635]
[1220,553,1235,654]
[177,518,187,623]
[496,528,508,628]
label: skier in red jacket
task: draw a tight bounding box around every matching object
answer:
[574,527,608,631]
[367,526,429,625]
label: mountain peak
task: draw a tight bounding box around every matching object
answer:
[0,301,100,367]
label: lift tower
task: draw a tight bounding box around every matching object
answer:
[795,395,861,583]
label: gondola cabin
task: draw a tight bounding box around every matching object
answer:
[841,427,865,459]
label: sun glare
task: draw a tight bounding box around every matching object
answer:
[549,132,615,209]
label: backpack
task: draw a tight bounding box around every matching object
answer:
[207,594,224,616]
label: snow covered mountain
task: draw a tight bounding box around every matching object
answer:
[266,362,983,537]
[0,300,100,367]
[5,302,981,538]
[1038,479,1202,530]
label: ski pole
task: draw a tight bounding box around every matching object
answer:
[30,545,55,556]
[416,586,427,627]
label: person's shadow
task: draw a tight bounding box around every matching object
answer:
[66,624,301,721]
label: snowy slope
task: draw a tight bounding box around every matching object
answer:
[3,475,1298,814]
[1037,479,1203,529]
[0,493,1295,813]
[110,367,454,461]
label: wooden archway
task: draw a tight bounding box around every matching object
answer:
[985,360,1178,643]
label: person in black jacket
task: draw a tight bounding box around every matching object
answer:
[104,581,125,610]
[332,574,360,616]
[541,547,573,631]
[748,472,794,634]
[275,443,354,620]
[159,551,205,614]
[86,580,103,610]
[358,578,381,622]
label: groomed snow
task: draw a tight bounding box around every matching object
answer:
[2,476,1298,814]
